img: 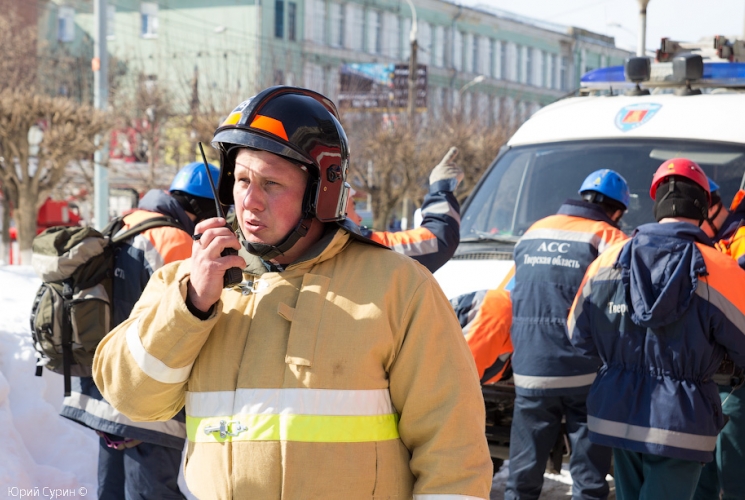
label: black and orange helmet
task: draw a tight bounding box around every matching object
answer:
[212,86,350,222]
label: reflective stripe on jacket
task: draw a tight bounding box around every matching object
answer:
[93,227,492,500]
[568,222,745,462]
[61,191,193,449]
[363,179,460,273]
[511,200,627,396]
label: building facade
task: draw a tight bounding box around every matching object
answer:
[47,0,631,125]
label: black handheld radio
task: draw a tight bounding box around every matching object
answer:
[199,142,243,287]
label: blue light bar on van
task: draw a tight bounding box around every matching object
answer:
[703,62,745,81]
[581,62,745,88]
[580,66,626,84]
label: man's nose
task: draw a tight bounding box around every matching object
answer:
[241,183,265,212]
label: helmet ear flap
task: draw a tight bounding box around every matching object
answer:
[216,147,237,207]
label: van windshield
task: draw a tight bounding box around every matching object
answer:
[460,139,745,242]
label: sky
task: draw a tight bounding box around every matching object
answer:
[458,0,745,54]
[0,264,604,499]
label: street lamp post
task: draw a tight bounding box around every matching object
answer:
[454,75,485,114]
[637,0,651,57]
[401,0,418,231]
[93,0,109,230]
[404,0,418,127]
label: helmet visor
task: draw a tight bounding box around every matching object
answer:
[212,128,314,168]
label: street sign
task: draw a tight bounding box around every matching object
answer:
[338,63,427,111]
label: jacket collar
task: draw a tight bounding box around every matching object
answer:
[557,199,620,228]
[632,221,714,247]
[240,225,353,276]
[138,189,195,235]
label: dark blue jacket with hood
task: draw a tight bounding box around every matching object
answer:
[568,222,745,462]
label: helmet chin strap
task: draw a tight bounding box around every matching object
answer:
[242,217,313,261]
[704,200,723,235]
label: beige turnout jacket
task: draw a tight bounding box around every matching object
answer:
[94,227,491,499]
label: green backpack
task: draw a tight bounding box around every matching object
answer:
[29,215,183,396]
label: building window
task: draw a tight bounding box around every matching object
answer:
[383,13,399,59]
[524,47,532,84]
[499,42,507,79]
[329,3,343,47]
[434,26,444,67]
[419,22,431,66]
[453,30,463,71]
[471,35,479,74]
[275,0,284,38]
[312,0,325,44]
[491,95,500,125]
[141,2,158,38]
[58,6,75,42]
[581,48,588,75]
[367,10,382,54]
[551,54,561,89]
[464,34,473,73]
[480,37,491,77]
[560,56,568,90]
[107,5,115,39]
[402,17,412,59]
[442,27,451,67]
[345,5,363,51]
[515,45,522,82]
[288,2,297,41]
[304,62,324,92]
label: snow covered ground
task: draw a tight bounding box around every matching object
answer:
[0,264,609,499]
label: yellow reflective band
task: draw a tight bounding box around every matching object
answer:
[220,111,242,126]
[187,413,399,443]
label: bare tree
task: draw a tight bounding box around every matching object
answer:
[345,111,513,230]
[130,75,174,189]
[420,114,516,204]
[0,6,38,94]
[162,110,225,171]
[0,90,109,263]
[347,116,421,230]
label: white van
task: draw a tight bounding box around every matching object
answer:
[434,51,745,300]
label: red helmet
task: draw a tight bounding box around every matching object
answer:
[649,158,710,202]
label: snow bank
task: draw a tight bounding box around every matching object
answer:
[0,266,97,495]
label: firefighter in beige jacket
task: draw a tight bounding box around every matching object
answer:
[93,86,492,500]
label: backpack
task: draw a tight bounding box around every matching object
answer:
[29,215,184,396]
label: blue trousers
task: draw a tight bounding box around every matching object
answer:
[693,384,745,500]
[98,435,185,500]
[614,448,702,500]
[505,393,612,500]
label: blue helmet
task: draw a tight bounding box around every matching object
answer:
[708,177,720,193]
[169,161,219,200]
[579,169,631,209]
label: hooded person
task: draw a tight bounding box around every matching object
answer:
[568,158,745,500]
[92,86,493,500]
[61,161,220,500]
